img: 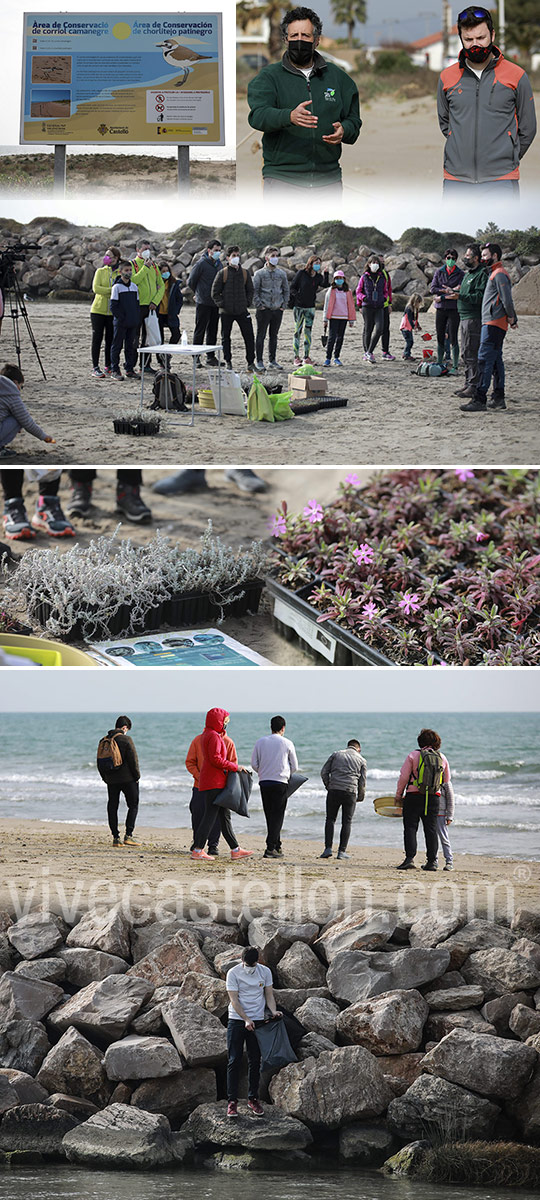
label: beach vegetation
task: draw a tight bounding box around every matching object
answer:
[416,1140,540,1188]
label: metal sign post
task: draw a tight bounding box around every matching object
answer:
[177,145,190,193]
[53,143,66,195]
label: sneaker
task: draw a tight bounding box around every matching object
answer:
[337,851,350,860]
[227,1101,238,1118]
[31,496,75,538]
[142,364,156,375]
[303,356,315,365]
[486,396,507,410]
[319,848,332,859]
[275,848,284,857]
[421,862,438,872]
[396,859,416,870]
[247,1099,264,1117]
[443,863,454,871]
[208,847,219,857]
[362,352,370,361]
[367,352,376,364]
[125,369,141,379]
[116,486,152,524]
[110,369,124,381]
[68,481,93,518]
[0,448,17,460]
[334,358,343,367]
[293,356,302,367]
[103,365,113,376]
[454,387,474,398]
[153,469,208,496]
[231,847,252,860]
[255,360,266,371]
[91,367,106,379]
[123,834,140,846]
[382,352,395,361]
[3,498,35,540]
[460,398,486,412]
[112,837,123,847]
[263,849,280,859]
[268,361,284,370]
[191,848,215,860]
[323,358,331,367]
[225,468,267,494]
[246,363,256,373]
[206,354,219,367]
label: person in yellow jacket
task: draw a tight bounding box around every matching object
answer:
[90,245,120,379]
[131,240,165,374]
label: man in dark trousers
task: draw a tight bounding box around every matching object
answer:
[98,716,141,847]
[188,238,223,367]
[320,738,366,860]
[251,716,298,859]
[211,246,255,371]
[394,728,451,871]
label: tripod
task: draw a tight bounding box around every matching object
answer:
[0,265,47,380]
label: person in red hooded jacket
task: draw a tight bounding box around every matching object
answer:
[191,708,252,861]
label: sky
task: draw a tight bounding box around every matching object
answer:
[3,667,540,712]
[317,0,498,46]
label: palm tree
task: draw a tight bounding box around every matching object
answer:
[236,1,289,59]
[330,0,367,47]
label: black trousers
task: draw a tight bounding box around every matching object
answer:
[107,779,139,838]
[382,306,390,353]
[190,786,220,852]
[90,312,114,369]
[362,307,384,353]
[157,314,180,345]
[194,788,238,851]
[324,789,357,852]
[435,308,460,350]
[193,302,220,350]
[220,312,255,365]
[260,780,288,852]
[111,322,138,372]
[227,1019,262,1101]
[2,470,60,500]
[255,308,283,362]
[327,317,347,359]
[403,792,439,863]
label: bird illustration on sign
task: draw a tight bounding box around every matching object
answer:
[156,39,213,87]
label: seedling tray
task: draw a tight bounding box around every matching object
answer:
[266,576,394,665]
[113,417,161,436]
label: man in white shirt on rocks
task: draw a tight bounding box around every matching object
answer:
[251,716,299,859]
[226,946,281,1118]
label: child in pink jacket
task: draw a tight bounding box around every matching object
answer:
[322,271,356,367]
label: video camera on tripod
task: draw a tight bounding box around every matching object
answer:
[0,240,46,378]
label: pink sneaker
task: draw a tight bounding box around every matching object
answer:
[247,1099,264,1117]
[231,847,253,860]
[227,1101,238,1118]
[303,356,315,365]
[191,849,215,861]
[382,352,395,361]
[293,356,302,367]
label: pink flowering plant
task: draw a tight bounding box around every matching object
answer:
[269,469,540,665]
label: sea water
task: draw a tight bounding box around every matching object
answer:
[1,711,539,860]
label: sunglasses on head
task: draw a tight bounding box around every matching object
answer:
[458,6,490,20]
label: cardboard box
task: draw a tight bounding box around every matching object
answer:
[288,373,328,395]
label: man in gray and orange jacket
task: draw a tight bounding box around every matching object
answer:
[461,242,518,414]
[437,5,536,192]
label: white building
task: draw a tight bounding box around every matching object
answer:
[409,26,461,73]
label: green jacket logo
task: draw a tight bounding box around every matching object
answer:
[324,88,336,101]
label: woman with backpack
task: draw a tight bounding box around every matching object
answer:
[157,262,184,352]
[356,255,390,364]
[322,270,356,367]
[289,254,330,366]
[394,728,452,871]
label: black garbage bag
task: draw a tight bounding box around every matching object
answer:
[286,771,309,799]
[277,1005,307,1051]
[213,769,253,817]
[254,1017,297,1072]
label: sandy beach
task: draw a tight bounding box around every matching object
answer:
[0,818,537,922]
[5,303,539,465]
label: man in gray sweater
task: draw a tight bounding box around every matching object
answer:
[461,243,517,413]
[251,716,298,858]
[320,738,367,860]
[0,364,55,457]
[253,246,290,372]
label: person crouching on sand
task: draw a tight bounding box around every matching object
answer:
[0,364,55,459]
[394,727,452,871]
[191,707,252,861]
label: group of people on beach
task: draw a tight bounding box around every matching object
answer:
[97,711,455,872]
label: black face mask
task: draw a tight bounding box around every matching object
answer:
[288,39,314,66]
[483,257,493,268]
[464,43,492,63]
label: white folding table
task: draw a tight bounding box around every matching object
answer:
[137,343,223,426]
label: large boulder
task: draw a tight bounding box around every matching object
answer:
[423,985,485,1011]
[387,1074,500,1141]
[128,937,215,988]
[425,1009,496,1041]
[49,1094,99,1121]
[0,972,64,1022]
[508,1060,540,1141]
[104,1035,183,1081]
[7,914,64,960]
[441,921,515,969]
[0,1019,50,1074]
[14,958,66,984]
[131,986,182,1034]
[511,908,540,942]
[130,919,196,962]
[377,1053,424,1094]
[47,975,154,1045]
[339,1121,396,1166]
[177,972,229,1017]
[327,947,450,1004]
[462,949,540,997]
[277,943,327,990]
[295,997,339,1042]
[62,1103,177,1168]
[296,1032,336,1060]
[269,1046,394,1129]
[185,1100,313,1150]
[248,917,319,967]
[509,1003,540,1041]
[214,946,245,977]
[131,1067,216,1128]
[481,990,533,1035]
[0,1074,19,1115]
[513,937,540,968]
[337,989,429,1056]
[273,987,331,1011]
[66,906,132,959]
[408,912,462,949]
[0,1068,49,1106]
[512,266,540,316]
[59,948,128,988]
[162,997,227,1066]
[316,911,397,963]
[421,1027,537,1099]
[0,1103,79,1157]
[37,1026,111,1106]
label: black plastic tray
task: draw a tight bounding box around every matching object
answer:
[266,577,394,665]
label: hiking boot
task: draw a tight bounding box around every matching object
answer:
[3,498,35,540]
[421,862,438,872]
[337,851,350,860]
[116,485,152,523]
[91,367,106,379]
[396,859,416,870]
[152,468,208,496]
[382,351,395,360]
[68,480,93,518]
[125,369,141,379]
[123,834,140,846]
[227,1101,238,1118]
[486,394,507,410]
[31,496,75,538]
[225,468,267,494]
[460,398,487,412]
[110,369,124,381]
[268,361,284,370]
[293,356,302,367]
[247,1099,264,1117]
[191,848,215,860]
[231,847,252,860]
[454,386,474,398]
[206,354,219,367]
[319,848,332,858]
[112,836,123,847]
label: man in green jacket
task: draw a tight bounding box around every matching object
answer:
[247,5,361,194]
[454,244,487,400]
[131,240,165,373]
